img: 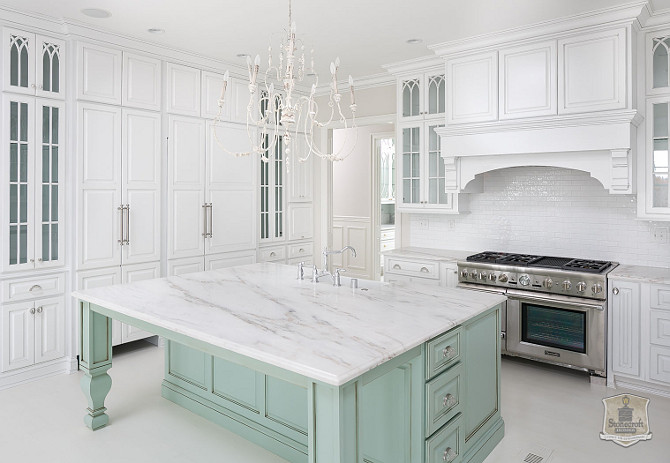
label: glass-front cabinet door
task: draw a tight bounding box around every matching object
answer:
[260,135,284,241]
[3,28,65,98]
[3,96,64,272]
[648,98,670,213]
[398,70,445,121]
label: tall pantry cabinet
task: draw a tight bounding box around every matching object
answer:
[1,28,68,384]
[75,44,161,346]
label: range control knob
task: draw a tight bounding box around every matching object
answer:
[592,283,603,295]
[562,280,572,291]
[543,278,553,289]
[460,270,469,278]
[576,282,587,293]
[498,273,509,283]
[479,272,487,280]
[489,273,497,282]
[519,275,531,286]
[470,271,477,279]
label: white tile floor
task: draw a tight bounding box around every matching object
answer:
[0,342,668,462]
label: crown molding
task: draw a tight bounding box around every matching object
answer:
[429,1,647,57]
[382,54,444,76]
[313,72,394,97]
[0,5,67,35]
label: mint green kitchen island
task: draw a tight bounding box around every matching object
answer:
[73,263,506,463]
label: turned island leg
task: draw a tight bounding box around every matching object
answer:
[79,302,113,430]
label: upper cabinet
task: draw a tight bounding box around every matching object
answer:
[499,41,557,120]
[77,43,122,105]
[166,62,201,117]
[558,28,626,114]
[122,52,161,111]
[398,68,445,121]
[2,28,65,99]
[446,51,498,124]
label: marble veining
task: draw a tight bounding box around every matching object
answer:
[608,264,670,284]
[72,263,505,386]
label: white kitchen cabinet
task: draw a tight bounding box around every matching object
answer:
[168,256,205,276]
[77,42,122,105]
[3,95,65,273]
[122,52,162,111]
[499,41,557,119]
[168,118,256,267]
[609,280,640,377]
[446,51,498,124]
[397,68,445,122]
[442,262,459,288]
[1,295,64,372]
[166,62,201,116]
[201,71,228,119]
[205,250,256,271]
[260,135,285,242]
[287,203,313,241]
[558,28,626,114]
[289,151,313,202]
[397,122,459,213]
[78,105,161,270]
[3,28,65,99]
[648,30,670,94]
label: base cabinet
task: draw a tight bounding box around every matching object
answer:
[162,305,503,463]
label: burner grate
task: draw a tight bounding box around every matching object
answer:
[466,251,510,263]
[529,256,573,269]
[563,259,611,273]
[500,254,543,266]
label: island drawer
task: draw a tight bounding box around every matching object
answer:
[1,274,65,302]
[385,257,439,280]
[651,284,670,310]
[425,413,464,463]
[288,243,313,259]
[426,362,463,437]
[426,328,461,380]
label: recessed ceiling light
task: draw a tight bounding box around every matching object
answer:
[81,8,112,19]
[406,38,423,45]
[147,28,165,34]
[236,53,251,59]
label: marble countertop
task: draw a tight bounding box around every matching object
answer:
[608,264,670,285]
[383,247,474,263]
[72,263,505,386]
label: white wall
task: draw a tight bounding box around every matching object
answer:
[408,166,670,268]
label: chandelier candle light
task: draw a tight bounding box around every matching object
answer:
[213,0,358,171]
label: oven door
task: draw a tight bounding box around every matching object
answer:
[506,290,605,374]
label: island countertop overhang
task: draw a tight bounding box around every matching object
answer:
[72,263,506,386]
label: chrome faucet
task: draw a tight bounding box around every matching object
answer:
[311,246,357,285]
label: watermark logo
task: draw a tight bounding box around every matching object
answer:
[600,394,652,447]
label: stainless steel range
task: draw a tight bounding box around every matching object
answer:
[457,252,618,377]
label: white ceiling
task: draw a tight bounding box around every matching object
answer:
[3,0,669,80]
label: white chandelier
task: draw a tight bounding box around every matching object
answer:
[214,0,358,169]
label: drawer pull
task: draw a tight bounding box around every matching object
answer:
[299,248,304,253]
[29,285,42,292]
[393,264,401,270]
[443,447,457,462]
[270,252,276,257]
[420,266,429,273]
[442,345,455,359]
[442,393,457,409]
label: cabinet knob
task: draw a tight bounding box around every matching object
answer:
[270,252,276,257]
[442,345,455,359]
[443,393,457,409]
[36,307,43,314]
[30,308,35,315]
[443,447,457,462]
[612,287,619,295]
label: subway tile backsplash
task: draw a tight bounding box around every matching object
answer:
[409,167,670,268]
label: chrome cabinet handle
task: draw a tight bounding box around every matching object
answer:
[36,307,43,314]
[29,285,42,292]
[125,204,130,245]
[393,264,401,270]
[30,308,35,314]
[202,203,213,238]
[612,287,619,295]
[443,393,457,409]
[442,345,455,359]
[207,203,213,237]
[118,205,125,245]
[443,447,457,462]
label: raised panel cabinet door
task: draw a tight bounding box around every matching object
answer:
[201,71,229,120]
[499,40,557,119]
[650,345,670,384]
[287,203,313,241]
[265,376,308,435]
[120,262,159,343]
[207,190,257,254]
[34,34,65,99]
[3,95,36,273]
[212,356,263,412]
[122,109,161,265]
[3,28,36,95]
[289,138,313,202]
[447,51,498,124]
[205,250,256,270]
[77,104,122,269]
[122,52,162,111]
[167,256,205,276]
[1,301,35,372]
[168,116,206,259]
[166,62,201,116]
[77,43,122,105]
[34,99,65,269]
[609,280,640,376]
[76,267,122,345]
[34,296,65,364]
[207,121,255,189]
[558,28,626,114]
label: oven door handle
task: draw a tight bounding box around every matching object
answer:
[506,288,605,310]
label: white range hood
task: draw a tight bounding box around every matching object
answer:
[437,109,642,195]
